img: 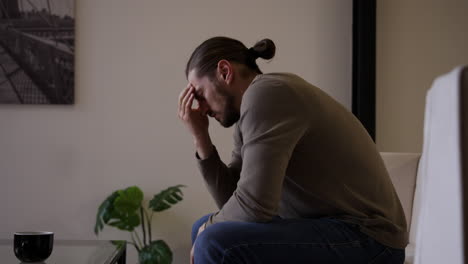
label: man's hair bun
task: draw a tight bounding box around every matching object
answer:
[249,39,276,60]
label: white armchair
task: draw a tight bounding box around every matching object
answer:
[380,65,468,264]
[381,153,420,263]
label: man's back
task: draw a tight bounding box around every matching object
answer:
[240,73,407,249]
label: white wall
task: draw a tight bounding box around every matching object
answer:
[0,0,352,263]
[376,0,468,152]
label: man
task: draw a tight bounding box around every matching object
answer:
[178,36,407,263]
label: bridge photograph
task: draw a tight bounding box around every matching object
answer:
[0,0,75,104]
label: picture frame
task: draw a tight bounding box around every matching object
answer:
[0,0,75,104]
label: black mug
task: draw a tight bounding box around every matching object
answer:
[14,231,54,263]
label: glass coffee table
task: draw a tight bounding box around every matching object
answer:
[0,239,126,264]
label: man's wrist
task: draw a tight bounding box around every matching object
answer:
[194,134,213,159]
[194,132,210,145]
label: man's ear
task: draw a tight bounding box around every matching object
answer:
[217,60,233,84]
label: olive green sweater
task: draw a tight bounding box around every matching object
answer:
[196,73,408,249]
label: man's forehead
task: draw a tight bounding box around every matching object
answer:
[187,69,201,86]
[188,72,208,92]
[189,81,204,97]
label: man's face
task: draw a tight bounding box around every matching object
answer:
[188,70,240,127]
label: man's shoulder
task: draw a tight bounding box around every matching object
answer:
[250,72,303,87]
[240,73,309,126]
[242,73,304,108]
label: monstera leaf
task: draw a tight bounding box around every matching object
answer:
[149,185,185,212]
[114,186,144,213]
[139,240,172,264]
[94,186,144,234]
[107,210,140,231]
[95,191,119,235]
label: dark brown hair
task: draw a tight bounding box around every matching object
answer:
[185,37,276,79]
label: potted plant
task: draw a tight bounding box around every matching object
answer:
[94,185,185,264]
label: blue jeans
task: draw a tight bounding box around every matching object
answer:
[192,214,405,264]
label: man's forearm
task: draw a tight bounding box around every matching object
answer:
[196,145,242,209]
[194,133,214,159]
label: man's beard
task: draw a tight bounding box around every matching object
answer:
[213,81,240,128]
[218,94,240,128]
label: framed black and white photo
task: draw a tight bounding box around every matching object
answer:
[0,0,75,104]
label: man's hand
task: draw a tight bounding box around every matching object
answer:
[178,83,213,159]
[191,245,195,264]
[190,223,207,264]
[178,83,209,137]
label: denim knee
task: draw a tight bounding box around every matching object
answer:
[194,224,227,263]
[192,214,212,244]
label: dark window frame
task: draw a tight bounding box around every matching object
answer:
[352,0,376,140]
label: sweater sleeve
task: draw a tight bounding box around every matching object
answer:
[196,124,243,209]
[206,78,309,227]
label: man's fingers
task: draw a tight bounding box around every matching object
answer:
[178,84,193,114]
[178,83,192,103]
[179,85,193,117]
[180,89,193,118]
[185,93,195,115]
[190,245,195,264]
